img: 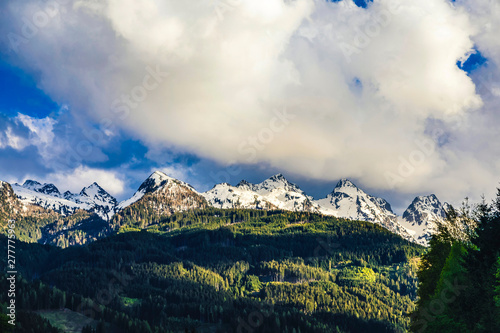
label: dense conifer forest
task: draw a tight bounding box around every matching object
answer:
[1,209,425,332]
[411,190,500,332]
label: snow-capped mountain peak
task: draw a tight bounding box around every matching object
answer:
[402,194,445,225]
[70,183,118,220]
[79,182,117,204]
[203,174,318,212]
[21,180,62,197]
[398,194,448,245]
[80,182,109,198]
[113,171,208,226]
[150,170,174,183]
[39,183,61,197]
[254,174,303,195]
[22,179,42,191]
[313,179,416,241]
[317,179,392,219]
[332,179,364,197]
[236,180,253,191]
[10,179,118,221]
[334,178,358,189]
[136,171,194,194]
[269,173,286,181]
[117,171,197,210]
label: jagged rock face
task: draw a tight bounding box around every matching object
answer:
[315,179,395,221]
[22,180,62,197]
[0,181,62,220]
[402,194,446,225]
[314,179,414,242]
[3,171,450,246]
[11,181,117,221]
[0,181,24,218]
[113,171,208,229]
[75,183,118,221]
[203,176,416,243]
[253,174,303,194]
[399,194,448,246]
[372,197,394,214]
[202,174,321,213]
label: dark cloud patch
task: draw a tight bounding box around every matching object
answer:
[0,145,51,180]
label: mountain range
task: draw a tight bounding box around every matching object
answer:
[1,171,451,246]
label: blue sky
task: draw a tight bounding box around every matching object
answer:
[0,0,499,214]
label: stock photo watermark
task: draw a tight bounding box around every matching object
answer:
[411,277,468,333]
[209,107,296,184]
[337,0,403,63]
[52,64,169,171]
[210,0,243,21]
[236,301,274,333]
[383,84,491,188]
[8,0,72,54]
[314,236,341,259]
[384,127,445,187]
[5,219,16,326]
[76,268,133,320]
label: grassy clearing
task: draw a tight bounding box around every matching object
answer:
[36,309,96,333]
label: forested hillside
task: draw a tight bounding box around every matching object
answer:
[411,191,500,332]
[1,209,424,332]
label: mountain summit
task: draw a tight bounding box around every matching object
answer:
[117,171,197,210]
[254,174,303,194]
[334,178,358,190]
[12,180,117,220]
[22,180,62,197]
[203,174,319,212]
[3,172,448,245]
[313,179,412,240]
[399,194,449,245]
[113,171,207,229]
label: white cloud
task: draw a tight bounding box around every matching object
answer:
[1,0,500,203]
[0,113,54,151]
[45,165,126,196]
[15,113,56,154]
[0,126,30,150]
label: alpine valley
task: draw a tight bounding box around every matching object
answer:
[0,171,453,332]
[0,171,449,247]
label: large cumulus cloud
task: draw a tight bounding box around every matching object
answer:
[0,0,499,204]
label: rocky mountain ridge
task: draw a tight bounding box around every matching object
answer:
[11,180,117,221]
[1,171,450,245]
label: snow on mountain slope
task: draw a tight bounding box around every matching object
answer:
[113,171,208,229]
[117,171,198,210]
[12,180,117,220]
[398,194,448,245]
[22,180,62,196]
[252,174,302,195]
[1,180,26,217]
[314,179,414,242]
[203,183,270,210]
[202,174,321,212]
[4,171,449,245]
[204,176,415,242]
[315,179,394,220]
[12,183,83,216]
[70,183,118,221]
